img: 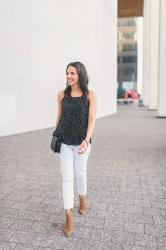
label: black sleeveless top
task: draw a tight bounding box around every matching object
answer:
[54,94,92,145]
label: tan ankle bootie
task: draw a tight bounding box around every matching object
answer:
[79,195,87,215]
[64,209,74,237]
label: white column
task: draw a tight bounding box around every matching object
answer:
[137,17,143,96]
[148,0,160,110]
[158,0,166,117]
[142,0,151,106]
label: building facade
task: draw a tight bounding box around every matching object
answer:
[118,18,138,91]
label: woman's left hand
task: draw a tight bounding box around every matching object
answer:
[78,140,88,154]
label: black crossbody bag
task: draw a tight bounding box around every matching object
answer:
[50,130,62,153]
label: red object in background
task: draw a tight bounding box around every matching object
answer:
[124,90,138,100]
[131,91,138,99]
[124,91,128,99]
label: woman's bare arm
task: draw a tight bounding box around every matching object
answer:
[85,90,97,143]
[55,90,64,128]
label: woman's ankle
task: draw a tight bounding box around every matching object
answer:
[66,208,73,215]
[79,194,86,198]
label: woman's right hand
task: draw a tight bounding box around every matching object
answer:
[77,140,88,154]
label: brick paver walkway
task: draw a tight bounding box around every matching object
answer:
[0,104,166,250]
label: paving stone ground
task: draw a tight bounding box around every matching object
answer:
[0,103,166,250]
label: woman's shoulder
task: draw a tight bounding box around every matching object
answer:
[57,90,65,101]
[87,90,97,106]
[88,90,96,99]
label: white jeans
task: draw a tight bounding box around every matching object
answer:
[59,142,91,209]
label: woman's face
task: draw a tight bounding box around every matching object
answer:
[66,66,79,86]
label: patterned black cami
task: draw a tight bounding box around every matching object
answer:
[54,94,92,145]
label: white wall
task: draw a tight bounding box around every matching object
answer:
[0,0,117,137]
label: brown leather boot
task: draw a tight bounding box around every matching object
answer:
[64,209,74,237]
[79,195,87,215]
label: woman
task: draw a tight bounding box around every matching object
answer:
[55,61,97,237]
